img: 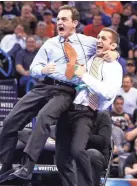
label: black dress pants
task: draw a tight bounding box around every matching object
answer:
[87,149,105,186]
[0,81,75,165]
[56,105,97,186]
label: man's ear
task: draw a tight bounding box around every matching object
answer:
[111,43,118,50]
[73,20,79,28]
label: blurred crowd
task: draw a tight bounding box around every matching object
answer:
[0,1,137,179]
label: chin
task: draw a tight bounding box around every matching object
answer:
[96,51,102,56]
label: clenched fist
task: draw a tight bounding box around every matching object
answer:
[41,62,56,74]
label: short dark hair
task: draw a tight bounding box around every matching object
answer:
[59,5,80,21]
[112,12,121,18]
[26,35,36,42]
[123,74,133,83]
[123,3,133,11]
[114,95,124,104]
[102,27,120,46]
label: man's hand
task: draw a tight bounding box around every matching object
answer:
[103,50,119,62]
[74,65,86,78]
[24,71,30,76]
[41,62,56,74]
[133,164,137,169]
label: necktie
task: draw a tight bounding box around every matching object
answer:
[64,41,77,79]
[88,57,104,110]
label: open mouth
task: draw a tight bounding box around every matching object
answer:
[97,46,103,50]
[58,26,65,32]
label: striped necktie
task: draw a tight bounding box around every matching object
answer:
[88,57,104,110]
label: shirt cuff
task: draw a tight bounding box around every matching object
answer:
[30,66,44,77]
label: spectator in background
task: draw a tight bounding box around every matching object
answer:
[70,1,92,23]
[15,35,38,97]
[109,12,133,59]
[121,3,137,44]
[43,9,55,38]
[83,15,104,38]
[35,21,49,48]
[34,1,51,14]
[110,13,129,37]
[126,127,137,143]
[95,1,123,17]
[111,95,133,131]
[0,24,26,53]
[118,75,137,115]
[112,125,130,162]
[111,96,131,162]
[124,137,137,179]
[2,1,20,20]
[84,4,111,26]
[11,4,37,34]
[0,4,13,40]
[50,1,63,22]
[133,47,137,70]
[22,1,43,21]
[126,59,137,88]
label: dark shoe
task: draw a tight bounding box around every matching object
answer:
[0,168,14,183]
[0,165,22,183]
[13,166,32,180]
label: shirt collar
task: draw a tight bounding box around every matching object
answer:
[59,32,77,43]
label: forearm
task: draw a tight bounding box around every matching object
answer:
[125,128,137,141]
[16,64,29,76]
[125,167,137,175]
[82,73,119,100]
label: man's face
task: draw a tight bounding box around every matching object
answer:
[93,15,102,26]
[96,30,116,56]
[22,6,32,17]
[36,25,46,37]
[57,10,77,38]
[0,5,3,16]
[26,37,36,51]
[14,25,24,36]
[123,6,132,16]
[126,64,136,73]
[122,77,133,92]
[111,14,121,26]
[4,1,13,8]
[44,14,52,23]
[90,5,99,15]
[52,1,62,10]
[114,99,124,113]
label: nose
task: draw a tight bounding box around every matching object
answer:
[57,19,63,24]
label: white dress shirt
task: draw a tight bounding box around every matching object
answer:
[0,34,26,52]
[74,55,123,110]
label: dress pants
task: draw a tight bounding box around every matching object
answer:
[0,81,75,165]
[87,149,105,186]
[56,105,97,186]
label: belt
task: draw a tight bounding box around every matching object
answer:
[44,77,76,88]
[70,104,91,111]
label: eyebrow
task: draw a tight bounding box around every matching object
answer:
[57,17,67,20]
